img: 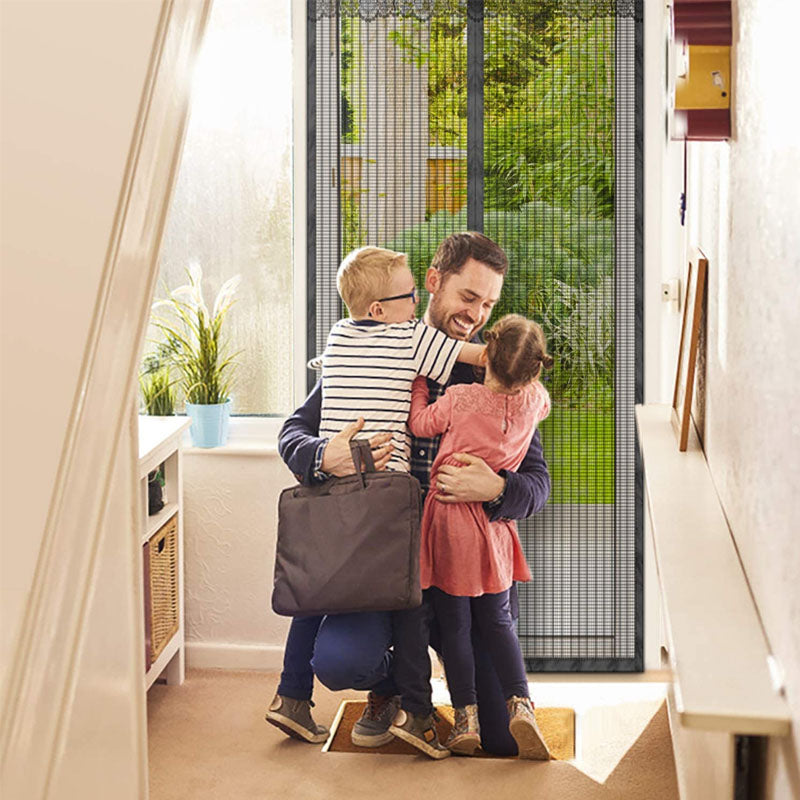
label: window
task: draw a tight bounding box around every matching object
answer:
[155,0,294,416]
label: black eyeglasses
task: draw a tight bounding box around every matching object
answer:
[377,287,418,303]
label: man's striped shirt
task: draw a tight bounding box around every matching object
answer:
[319,318,464,471]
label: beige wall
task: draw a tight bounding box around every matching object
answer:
[0,0,160,680]
[680,2,800,797]
[181,446,296,670]
[1,1,205,796]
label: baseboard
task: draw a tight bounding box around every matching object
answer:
[185,642,285,671]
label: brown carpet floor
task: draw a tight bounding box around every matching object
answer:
[147,669,679,800]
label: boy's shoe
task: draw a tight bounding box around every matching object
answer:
[507,696,551,760]
[351,692,401,748]
[389,708,451,759]
[265,694,329,744]
[445,703,481,755]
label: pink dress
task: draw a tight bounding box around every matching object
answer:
[408,378,551,597]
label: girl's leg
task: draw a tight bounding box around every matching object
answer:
[277,615,323,700]
[429,587,477,707]
[470,590,528,700]
[472,590,550,760]
[472,632,518,755]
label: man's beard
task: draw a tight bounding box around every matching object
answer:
[427,293,481,341]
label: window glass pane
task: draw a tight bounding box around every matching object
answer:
[154,0,293,415]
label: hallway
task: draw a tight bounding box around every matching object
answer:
[147,670,678,800]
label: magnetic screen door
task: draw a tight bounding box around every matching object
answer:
[308,0,642,671]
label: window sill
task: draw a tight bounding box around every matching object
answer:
[180,416,286,456]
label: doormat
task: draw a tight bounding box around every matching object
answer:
[324,700,574,760]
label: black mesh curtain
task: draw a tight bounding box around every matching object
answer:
[308,0,642,671]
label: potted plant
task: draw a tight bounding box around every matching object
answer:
[139,350,177,513]
[139,350,177,416]
[151,263,241,448]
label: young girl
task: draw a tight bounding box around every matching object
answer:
[406,313,553,759]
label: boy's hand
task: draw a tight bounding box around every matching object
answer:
[434,453,505,503]
[321,418,394,476]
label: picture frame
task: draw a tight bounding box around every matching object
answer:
[671,247,708,451]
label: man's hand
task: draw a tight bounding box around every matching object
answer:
[434,453,505,504]
[320,418,394,476]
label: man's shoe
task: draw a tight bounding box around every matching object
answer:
[389,708,451,759]
[445,704,480,755]
[351,692,401,748]
[507,696,551,760]
[265,694,329,744]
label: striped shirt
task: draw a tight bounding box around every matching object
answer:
[319,318,465,472]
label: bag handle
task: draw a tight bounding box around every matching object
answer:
[350,438,376,487]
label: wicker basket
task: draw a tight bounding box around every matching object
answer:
[148,514,179,663]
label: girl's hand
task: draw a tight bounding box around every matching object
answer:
[321,418,394,475]
[434,453,505,503]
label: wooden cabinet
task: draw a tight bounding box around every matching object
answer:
[138,416,191,690]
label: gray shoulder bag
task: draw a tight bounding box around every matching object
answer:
[272,439,422,616]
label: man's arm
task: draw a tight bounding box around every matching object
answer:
[278,379,395,484]
[489,428,550,522]
[277,380,325,484]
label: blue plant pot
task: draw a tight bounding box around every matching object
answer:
[185,400,231,448]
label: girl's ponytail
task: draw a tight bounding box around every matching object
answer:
[484,314,552,388]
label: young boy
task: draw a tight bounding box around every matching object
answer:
[266,246,485,745]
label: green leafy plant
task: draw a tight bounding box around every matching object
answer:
[139,350,177,415]
[529,275,615,407]
[151,264,241,406]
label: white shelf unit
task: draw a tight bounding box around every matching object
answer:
[636,404,790,736]
[138,416,191,691]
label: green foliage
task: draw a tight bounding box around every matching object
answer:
[139,350,176,416]
[540,402,615,504]
[484,18,616,216]
[385,202,613,294]
[384,8,615,216]
[341,192,366,262]
[388,17,466,146]
[341,17,361,143]
[386,4,565,148]
[385,207,468,290]
[530,276,615,406]
[151,266,242,406]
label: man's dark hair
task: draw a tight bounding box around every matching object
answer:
[430,231,509,280]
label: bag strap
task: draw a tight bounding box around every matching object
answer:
[350,439,376,481]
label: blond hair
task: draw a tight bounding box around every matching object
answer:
[336,246,408,317]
